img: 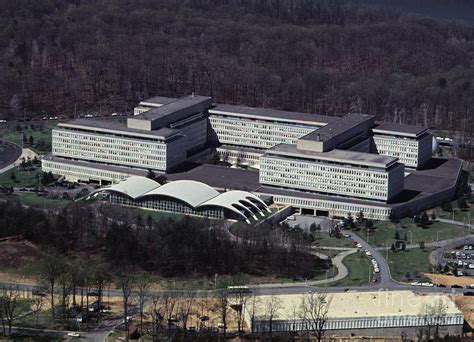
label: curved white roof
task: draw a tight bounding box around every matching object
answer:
[104,176,160,199]
[141,180,220,207]
[198,190,268,221]
[94,176,270,222]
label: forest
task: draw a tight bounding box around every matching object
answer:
[0,200,328,279]
[0,0,473,134]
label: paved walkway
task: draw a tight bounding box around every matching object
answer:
[437,217,474,229]
[250,248,357,288]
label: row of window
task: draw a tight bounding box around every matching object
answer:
[254,314,462,332]
[42,160,130,182]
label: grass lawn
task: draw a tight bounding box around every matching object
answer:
[355,218,469,247]
[0,166,43,187]
[0,122,55,154]
[313,233,354,249]
[0,192,70,209]
[385,248,436,282]
[436,205,474,224]
[328,251,373,287]
[15,192,71,209]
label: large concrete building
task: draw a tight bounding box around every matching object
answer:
[43,94,462,220]
[246,291,464,337]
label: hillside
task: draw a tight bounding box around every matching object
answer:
[0,0,473,134]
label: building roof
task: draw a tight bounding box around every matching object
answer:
[251,291,462,321]
[300,113,375,142]
[373,122,428,138]
[266,144,399,169]
[94,176,269,222]
[105,176,160,198]
[168,164,262,191]
[139,96,177,107]
[145,180,220,207]
[58,119,180,140]
[136,95,212,121]
[209,104,337,126]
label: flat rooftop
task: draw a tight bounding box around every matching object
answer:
[139,96,177,106]
[58,119,180,140]
[373,122,428,138]
[209,103,338,126]
[300,113,375,142]
[266,144,399,168]
[252,291,462,320]
[167,157,461,211]
[167,163,262,191]
[136,95,211,121]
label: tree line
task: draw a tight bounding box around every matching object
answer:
[0,0,473,136]
[0,200,327,280]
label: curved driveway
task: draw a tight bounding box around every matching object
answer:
[0,141,22,173]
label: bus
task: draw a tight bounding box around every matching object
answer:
[227,286,252,295]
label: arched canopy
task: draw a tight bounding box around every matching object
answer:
[92,176,270,222]
[141,180,219,207]
[100,176,160,199]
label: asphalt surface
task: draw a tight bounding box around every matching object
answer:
[0,141,22,172]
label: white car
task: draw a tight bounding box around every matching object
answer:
[67,332,80,338]
[374,268,380,273]
[411,282,421,286]
[356,243,362,248]
[365,250,372,256]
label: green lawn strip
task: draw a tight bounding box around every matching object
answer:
[15,192,71,209]
[0,123,55,154]
[354,219,468,247]
[313,233,354,248]
[328,251,373,287]
[385,248,436,282]
[436,205,474,224]
[0,166,43,187]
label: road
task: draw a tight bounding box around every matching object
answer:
[0,141,22,173]
[437,217,474,229]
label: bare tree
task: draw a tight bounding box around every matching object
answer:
[135,273,152,334]
[117,272,136,342]
[247,293,261,334]
[0,286,20,336]
[37,251,67,320]
[149,293,166,342]
[91,259,111,323]
[263,295,283,340]
[218,290,229,338]
[299,292,332,342]
[178,289,197,330]
[32,292,46,327]
[229,290,250,334]
[419,298,448,341]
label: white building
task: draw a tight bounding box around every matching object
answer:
[246,291,464,337]
[260,144,405,202]
[43,95,212,183]
[43,94,458,220]
[373,123,432,168]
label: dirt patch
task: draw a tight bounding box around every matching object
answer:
[0,238,43,269]
[422,273,474,287]
[454,295,474,329]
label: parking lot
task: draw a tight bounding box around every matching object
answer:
[443,244,474,276]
